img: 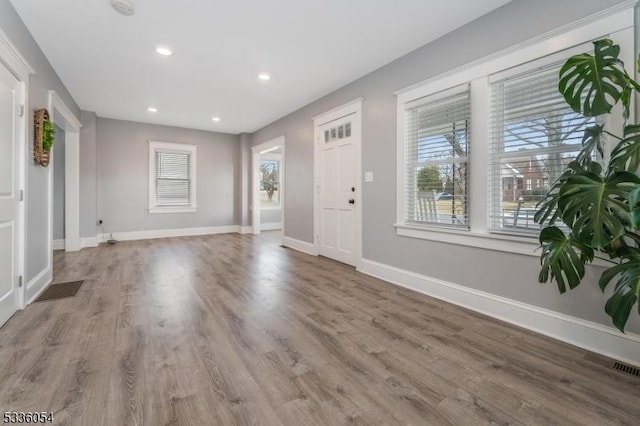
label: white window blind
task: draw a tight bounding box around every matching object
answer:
[148,141,197,213]
[404,85,470,228]
[489,60,594,234]
[155,151,191,206]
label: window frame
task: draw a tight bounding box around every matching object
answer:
[395,7,634,254]
[148,140,197,214]
[487,51,599,236]
[401,84,471,230]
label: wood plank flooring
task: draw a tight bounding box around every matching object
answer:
[0,232,638,425]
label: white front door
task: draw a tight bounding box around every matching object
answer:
[317,115,357,265]
[0,62,21,326]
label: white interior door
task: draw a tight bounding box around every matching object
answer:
[317,115,356,265]
[0,62,21,326]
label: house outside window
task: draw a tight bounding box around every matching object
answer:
[148,141,197,213]
[489,59,594,234]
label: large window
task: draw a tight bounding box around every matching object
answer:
[148,141,197,213]
[489,60,593,234]
[403,85,470,228]
[395,7,632,251]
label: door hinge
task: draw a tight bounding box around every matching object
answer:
[19,189,24,202]
[17,276,23,288]
[18,105,24,117]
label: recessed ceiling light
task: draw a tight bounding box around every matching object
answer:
[212,117,221,122]
[258,73,271,81]
[147,107,158,112]
[111,0,134,16]
[155,47,173,56]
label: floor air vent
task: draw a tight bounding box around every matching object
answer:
[35,280,84,302]
[613,361,640,377]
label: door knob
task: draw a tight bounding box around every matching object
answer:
[348,199,355,204]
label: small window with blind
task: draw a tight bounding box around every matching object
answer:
[148,141,197,213]
[488,59,594,234]
[402,84,470,229]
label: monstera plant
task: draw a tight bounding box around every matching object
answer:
[535,39,640,332]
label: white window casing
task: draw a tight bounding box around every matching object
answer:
[148,141,197,214]
[395,5,634,255]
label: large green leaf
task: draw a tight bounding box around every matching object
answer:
[538,227,593,293]
[575,125,604,166]
[559,39,630,117]
[535,187,561,227]
[610,124,640,171]
[599,258,640,332]
[557,170,640,248]
[534,161,585,226]
[629,187,640,228]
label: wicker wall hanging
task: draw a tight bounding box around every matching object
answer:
[34,108,55,167]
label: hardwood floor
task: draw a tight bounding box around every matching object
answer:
[0,232,638,425]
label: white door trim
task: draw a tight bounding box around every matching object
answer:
[313,98,363,268]
[48,91,82,255]
[0,28,34,81]
[0,28,34,310]
[251,135,285,237]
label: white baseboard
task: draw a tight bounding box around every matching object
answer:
[99,225,239,242]
[260,222,282,231]
[25,266,52,305]
[239,226,254,234]
[282,236,317,256]
[81,236,99,248]
[52,237,99,250]
[358,258,640,367]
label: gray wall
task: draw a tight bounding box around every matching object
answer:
[0,1,80,281]
[80,111,97,238]
[237,134,251,227]
[249,0,640,333]
[52,125,65,240]
[261,208,281,225]
[97,118,239,233]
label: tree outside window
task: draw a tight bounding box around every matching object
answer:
[260,159,280,206]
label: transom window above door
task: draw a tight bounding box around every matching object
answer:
[324,121,351,142]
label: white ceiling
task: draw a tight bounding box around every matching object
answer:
[10,0,511,134]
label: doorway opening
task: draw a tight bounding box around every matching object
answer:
[52,124,65,250]
[251,136,285,237]
[47,90,82,258]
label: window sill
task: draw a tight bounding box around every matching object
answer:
[394,223,539,257]
[149,206,197,214]
[395,223,615,268]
